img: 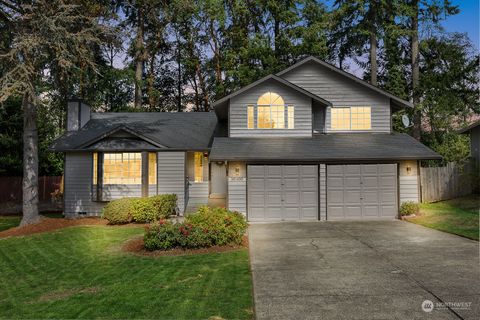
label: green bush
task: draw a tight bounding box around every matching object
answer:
[186,206,248,246]
[400,201,420,216]
[143,207,247,251]
[102,194,178,224]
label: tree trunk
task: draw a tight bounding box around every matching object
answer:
[21,94,40,226]
[177,42,182,112]
[370,32,377,86]
[134,7,144,109]
[411,0,421,140]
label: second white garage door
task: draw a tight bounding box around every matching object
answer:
[248,165,318,221]
[327,164,398,220]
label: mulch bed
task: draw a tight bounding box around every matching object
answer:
[0,216,108,239]
[122,235,249,257]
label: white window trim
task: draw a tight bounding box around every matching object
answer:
[246,105,295,129]
[330,106,372,131]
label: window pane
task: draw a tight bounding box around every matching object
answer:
[351,107,372,130]
[148,153,157,185]
[103,152,142,185]
[194,152,204,182]
[331,108,351,130]
[92,153,97,185]
[271,105,285,128]
[288,106,294,129]
[247,105,254,129]
[257,106,272,128]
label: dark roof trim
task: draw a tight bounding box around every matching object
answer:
[276,56,413,109]
[458,120,480,134]
[77,125,168,149]
[212,74,332,107]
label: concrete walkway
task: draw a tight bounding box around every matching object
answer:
[248,221,479,320]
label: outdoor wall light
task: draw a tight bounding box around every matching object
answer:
[406,165,412,175]
[235,166,240,176]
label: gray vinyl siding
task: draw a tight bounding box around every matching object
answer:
[280,61,391,133]
[64,152,104,217]
[319,164,326,220]
[229,78,312,137]
[312,103,326,133]
[228,180,247,214]
[399,176,419,203]
[101,185,141,201]
[470,126,480,166]
[158,152,186,214]
[188,182,209,205]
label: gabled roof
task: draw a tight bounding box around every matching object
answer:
[212,74,332,107]
[458,120,480,134]
[51,112,219,151]
[210,133,441,161]
[212,74,332,119]
[276,56,413,109]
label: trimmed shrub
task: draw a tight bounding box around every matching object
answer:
[143,207,247,251]
[102,194,178,224]
[400,201,420,216]
[185,206,247,246]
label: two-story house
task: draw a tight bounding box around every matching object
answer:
[52,56,440,221]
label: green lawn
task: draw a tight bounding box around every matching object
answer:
[0,225,253,319]
[0,213,64,231]
[406,195,479,240]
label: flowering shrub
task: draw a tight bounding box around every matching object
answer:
[143,207,247,251]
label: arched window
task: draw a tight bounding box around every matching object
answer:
[247,92,294,129]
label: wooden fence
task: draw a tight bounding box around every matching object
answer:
[420,162,475,203]
[0,176,62,203]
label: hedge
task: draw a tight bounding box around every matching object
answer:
[144,206,247,251]
[102,194,178,224]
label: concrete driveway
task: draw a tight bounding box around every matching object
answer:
[248,221,479,320]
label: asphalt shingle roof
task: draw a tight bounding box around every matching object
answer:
[51,112,219,151]
[209,133,441,161]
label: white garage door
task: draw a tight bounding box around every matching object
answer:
[327,164,398,220]
[248,165,318,221]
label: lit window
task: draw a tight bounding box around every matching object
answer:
[288,106,294,129]
[103,153,142,185]
[93,152,98,185]
[247,105,254,129]
[351,107,371,130]
[250,92,293,129]
[148,152,157,185]
[194,152,204,182]
[331,107,371,130]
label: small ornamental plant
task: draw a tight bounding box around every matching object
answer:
[143,206,247,251]
[400,201,420,216]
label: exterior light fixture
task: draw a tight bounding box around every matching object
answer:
[406,166,412,175]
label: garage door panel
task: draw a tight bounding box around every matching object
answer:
[301,207,318,219]
[248,178,265,191]
[266,166,282,176]
[284,177,299,189]
[362,165,378,174]
[327,190,343,204]
[301,177,317,189]
[345,177,361,188]
[363,176,379,188]
[380,176,396,187]
[247,165,318,221]
[345,191,361,204]
[302,191,317,205]
[266,178,282,190]
[345,206,361,217]
[327,177,344,188]
[327,164,397,220]
[345,165,361,175]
